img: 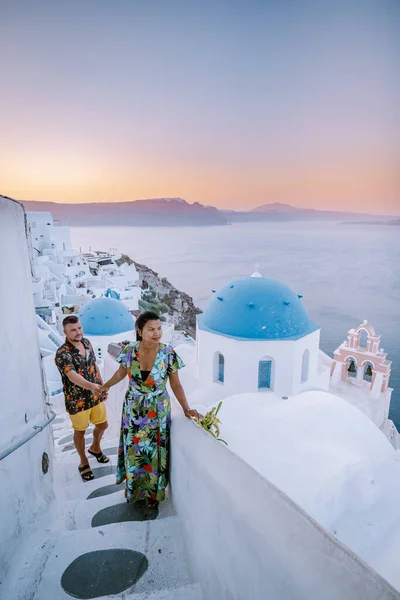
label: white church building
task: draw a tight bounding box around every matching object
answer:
[178,269,395,443]
[196,271,327,398]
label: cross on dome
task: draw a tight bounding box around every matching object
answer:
[251,263,262,278]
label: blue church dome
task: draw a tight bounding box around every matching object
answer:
[197,276,318,340]
[79,297,135,336]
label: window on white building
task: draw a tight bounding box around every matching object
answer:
[213,352,225,383]
[258,359,272,389]
[301,350,310,383]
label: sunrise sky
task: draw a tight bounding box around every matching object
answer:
[1,0,399,214]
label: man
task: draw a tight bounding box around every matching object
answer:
[55,315,109,481]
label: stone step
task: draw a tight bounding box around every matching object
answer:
[43,518,189,599]
[124,582,204,600]
[55,483,175,530]
[4,515,192,600]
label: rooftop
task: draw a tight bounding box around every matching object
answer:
[79,297,135,336]
[198,275,318,340]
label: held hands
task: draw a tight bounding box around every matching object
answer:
[90,383,102,396]
[99,383,110,398]
[90,383,108,399]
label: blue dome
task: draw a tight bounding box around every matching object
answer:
[79,297,135,336]
[198,276,318,340]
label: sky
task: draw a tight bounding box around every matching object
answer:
[1,0,399,214]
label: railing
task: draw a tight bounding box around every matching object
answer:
[0,409,56,462]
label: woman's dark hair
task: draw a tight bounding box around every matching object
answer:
[62,315,79,328]
[136,311,161,341]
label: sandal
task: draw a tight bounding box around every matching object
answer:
[146,499,159,509]
[78,464,94,481]
[88,449,110,463]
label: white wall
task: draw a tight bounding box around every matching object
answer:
[0,198,54,582]
[170,405,400,600]
[26,211,53,251]
[51,225,72,251]
[197,328,321,398]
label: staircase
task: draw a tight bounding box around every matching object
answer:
[2,412,203,600]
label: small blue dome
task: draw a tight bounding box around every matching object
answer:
[198,276,318,340]
[79,297,135,336]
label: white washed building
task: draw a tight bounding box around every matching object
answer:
[196,271,328,398]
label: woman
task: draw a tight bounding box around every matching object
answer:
[101,311,201,509]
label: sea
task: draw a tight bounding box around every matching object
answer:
[71,222,400,427]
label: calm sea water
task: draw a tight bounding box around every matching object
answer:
[71,222,400,426]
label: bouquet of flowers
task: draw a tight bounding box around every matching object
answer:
[193,401,227,445]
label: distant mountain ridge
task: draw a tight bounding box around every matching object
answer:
[251,202,302,213]
[21,198,227,226]
[222,202,397,223]
[12,196,399,226]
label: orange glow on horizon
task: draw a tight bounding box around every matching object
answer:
[2,153,399,215]
[1,1,398,216]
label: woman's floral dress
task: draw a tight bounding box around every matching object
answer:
[116,342,184,503]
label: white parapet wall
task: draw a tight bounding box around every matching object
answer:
[170,402,400,600]
[0,197,54,582]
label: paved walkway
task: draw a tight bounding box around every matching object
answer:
[3,410,203,600]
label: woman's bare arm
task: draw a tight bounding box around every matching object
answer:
[102,365,128,390]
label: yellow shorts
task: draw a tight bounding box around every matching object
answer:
[69,402,107,431]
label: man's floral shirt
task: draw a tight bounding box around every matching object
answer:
[55,338,102,415]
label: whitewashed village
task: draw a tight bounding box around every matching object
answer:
[1,193,400,600]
